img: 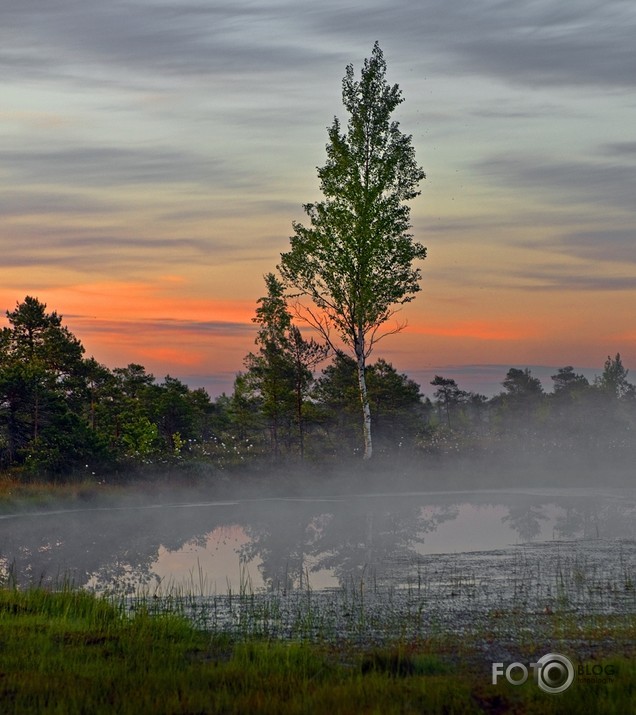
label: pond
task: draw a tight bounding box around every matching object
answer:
[1,487,633,599]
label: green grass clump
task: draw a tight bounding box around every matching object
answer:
[0,587,634,714]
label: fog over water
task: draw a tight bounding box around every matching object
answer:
[2,470,634,596]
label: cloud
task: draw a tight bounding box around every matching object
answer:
[475,153,636,213]
[65,316,256,375]
[408,319,538,341]
[506,265,636,292]
[0,145,240,189]
[551,228,636,265]
[3,0,634,94]
[0,1,337,88]
[601,142,636,158]
[0,190,117,217]
[510,226,636,287]
[1,0,634,385]
[0,223,291,276]
[447,0,636,89]
[0,231,212,272]
[293,0,636,89]
[69,316,255,338]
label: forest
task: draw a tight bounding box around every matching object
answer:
[1,295,634,483]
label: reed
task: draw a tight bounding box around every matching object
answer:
[1,584,633,714]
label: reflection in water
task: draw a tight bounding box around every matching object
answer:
[553,497,636,540]
[0,490,634,594]
[501,504,549,541]
[308,502,458,588]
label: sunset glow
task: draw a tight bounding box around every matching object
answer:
[2,2,635,397]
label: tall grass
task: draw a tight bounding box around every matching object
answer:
[0,584,634,714]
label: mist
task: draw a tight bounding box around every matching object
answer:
[2,448,634,596]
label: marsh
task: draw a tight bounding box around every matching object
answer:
[2,486,634,640]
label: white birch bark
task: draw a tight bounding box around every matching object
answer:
[355,338,373,460]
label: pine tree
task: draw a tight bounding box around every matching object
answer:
[244,274,327,458]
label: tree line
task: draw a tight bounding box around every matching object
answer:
[1,295,634,481]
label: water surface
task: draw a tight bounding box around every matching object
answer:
[2,487,633,595]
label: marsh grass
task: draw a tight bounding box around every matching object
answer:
[0,585,634,714]
[113,548,635,649]
[0,474,126,514]
[1,539,634,713]
[0,475,81,507]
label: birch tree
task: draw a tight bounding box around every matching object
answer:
[279,43,425,459]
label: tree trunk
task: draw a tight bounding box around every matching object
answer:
[295,378,305,460]
[33,386,39,441]
[355,341,373,460]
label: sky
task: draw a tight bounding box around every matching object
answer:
[2,0,635,398]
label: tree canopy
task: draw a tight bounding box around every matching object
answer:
[279,42,425,459]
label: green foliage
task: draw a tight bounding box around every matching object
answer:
[597,353,634,399]
[315,352,423,454]
[488,368,546,440]
[2,295,84,373]
[430,375,463,429]
[0,299,216,479]
[423,376,490,456]
[551,366,590,397]
[279,43,425,459]
[3,294,636,479]
[120,414,160,458]
[0,297,95,475]
[279,43,426,344]
[501,367,544,400]
[242,274,328,459]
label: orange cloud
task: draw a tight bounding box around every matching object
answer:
[0,280,258,379]
[0,281,255,325]
[136,346,203,368]
[405,319,539,342]
[611,330,636,343]
[0,110,77,129]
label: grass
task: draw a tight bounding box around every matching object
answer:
[0,473,120,512]
[0,586,634,714]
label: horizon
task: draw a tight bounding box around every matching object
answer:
[173,362,609,401]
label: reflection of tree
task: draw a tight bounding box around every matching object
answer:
[501,504,549,541]
[309,501,460,587]
[0,503,233,593]
[554,501,600,540]
[309,503,423,587]
[3,493,634,597]
[239,502,321,592]
[554,498,636,540]
[499,495,636,542]
[238,498,458,590]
